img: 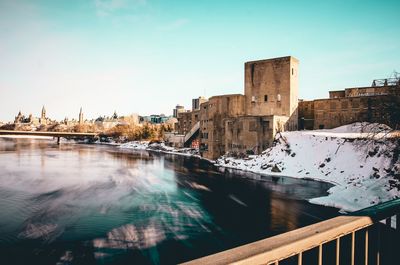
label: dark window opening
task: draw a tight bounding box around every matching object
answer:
[319,124,325,129]
[292,68,294,75]
[251,63,255,86]
[262,120,270,129]
[264,95,268,102]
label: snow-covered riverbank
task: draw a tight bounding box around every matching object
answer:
[119,141,201,157]
[216,123,400,212]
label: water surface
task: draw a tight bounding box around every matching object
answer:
[0,138,339,264]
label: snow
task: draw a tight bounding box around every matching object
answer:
[216,123,400,212]
[119,141,149,150]
[118,141,201,157]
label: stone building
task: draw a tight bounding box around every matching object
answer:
[14,111,24,124]
[225,57,299,156]
[176,56,299,160]
[13,107,47,126]
[199,94,246,158]
[298,78,400,130]
[40,106,47,125]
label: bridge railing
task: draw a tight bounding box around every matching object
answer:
[182,198,400,265]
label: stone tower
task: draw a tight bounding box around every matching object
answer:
[79,107,84,125]
[244,56,299,129]
[40,106,47,125]
[41,106,46,119]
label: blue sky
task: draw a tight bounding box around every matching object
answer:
[0,0,399,121]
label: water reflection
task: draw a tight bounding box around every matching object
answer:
[0,138,339,265]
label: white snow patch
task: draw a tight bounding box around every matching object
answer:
[118,141,201,158]
[217,123,400,212]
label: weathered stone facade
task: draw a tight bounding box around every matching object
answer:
[299,84,400,130]
[224,115,291,156]
[176,109,200,135]
[177,56,299,160]
[199,94,246,159]
[245,57,299,120]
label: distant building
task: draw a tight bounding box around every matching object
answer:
[14,111,24,124]
[141,114,171,124]
[40,106,47,125]
[120,114,140,125]
[192,97,207,111]
[13,107,46,126]
[173,105,185,118]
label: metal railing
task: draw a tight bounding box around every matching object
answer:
[182,198,400,265]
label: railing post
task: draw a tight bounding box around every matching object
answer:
[336,237,340,265]
[351,232,355,265]
[298,252,302,265]
[318,244,323,265]
[376,224,380,265]
[365,229,368,265]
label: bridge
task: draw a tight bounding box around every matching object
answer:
[0,130,97,144]
[183,198,400,265]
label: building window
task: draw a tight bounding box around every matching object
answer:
[251,63,255,86]
[292,68,294,75]
[251,96,256,102]
[277,94,281,102]
[264,95,268,102]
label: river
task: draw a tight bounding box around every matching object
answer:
[0,138,339,264]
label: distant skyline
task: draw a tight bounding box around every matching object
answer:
[0,0,399,122]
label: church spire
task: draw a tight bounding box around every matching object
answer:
[41,105,46,119]
[40,105,47,125]
[79,107,84,124]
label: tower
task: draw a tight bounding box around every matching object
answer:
[79,107,84,125]
[41,106,46,119]
[244,56,299,118]
[40,106,47,125]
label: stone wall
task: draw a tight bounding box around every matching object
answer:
[244,56,299,119]
[299,93,400,130]
[176,109,200,135]
[199,94,246,160]
[223,115,291,156]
